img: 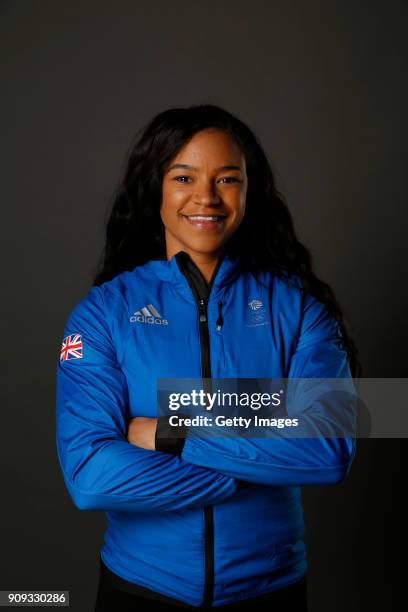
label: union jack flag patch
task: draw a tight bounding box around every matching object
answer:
[60,333,83,361]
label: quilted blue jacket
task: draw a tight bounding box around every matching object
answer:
[55,248,355,608]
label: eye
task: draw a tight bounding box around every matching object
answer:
[219,177,241,184]
[173,175,242,184]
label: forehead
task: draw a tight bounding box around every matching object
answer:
[168,129,244,169]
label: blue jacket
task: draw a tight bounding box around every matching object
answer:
[55,249,355,608]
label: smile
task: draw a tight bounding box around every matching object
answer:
[182,214,226,230]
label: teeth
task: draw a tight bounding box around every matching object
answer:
[187,216,223,221]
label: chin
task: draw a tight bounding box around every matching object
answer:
[183,240,226,255]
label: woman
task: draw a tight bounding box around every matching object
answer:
[56,104,360,611]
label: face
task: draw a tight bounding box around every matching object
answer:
[160,128,247,262]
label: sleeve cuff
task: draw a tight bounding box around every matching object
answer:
[155,415,189,456]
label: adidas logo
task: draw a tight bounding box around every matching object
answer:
[130,303,168,325]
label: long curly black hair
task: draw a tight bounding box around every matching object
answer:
[93,104,362,378]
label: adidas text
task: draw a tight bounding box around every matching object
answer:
[130,313,168,325]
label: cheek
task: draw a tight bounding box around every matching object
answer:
[238,200,246,223]
[232,201,246,225]
[161,185,186,215]
[160,195,179,225]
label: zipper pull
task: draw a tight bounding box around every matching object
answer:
[199,298,207,323]
[216,301,223,331]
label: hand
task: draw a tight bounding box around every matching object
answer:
[127,416,158,451]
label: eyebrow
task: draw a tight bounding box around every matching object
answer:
[166,163,243,172]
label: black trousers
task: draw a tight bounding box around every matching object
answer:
[94,568,308,611]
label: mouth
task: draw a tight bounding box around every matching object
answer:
[182,214,227,230]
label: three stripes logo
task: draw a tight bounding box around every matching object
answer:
[130,303,168,325]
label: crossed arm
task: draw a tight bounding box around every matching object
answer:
[56,286,356,514]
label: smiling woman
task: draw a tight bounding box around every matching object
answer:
[161,129,248,283]
[56,104,361,612]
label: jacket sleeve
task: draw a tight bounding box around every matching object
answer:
[177,291,357,486]
[56,286,241,513]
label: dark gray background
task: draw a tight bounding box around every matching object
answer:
[1,1,407,610]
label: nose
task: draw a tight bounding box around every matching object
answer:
[192,178,221,205]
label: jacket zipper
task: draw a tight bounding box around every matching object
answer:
[198,296,214,609]
[216,300,223,331]
[176,251,225,609]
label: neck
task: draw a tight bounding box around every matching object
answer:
[192,257,219,285]
[167,247,226,285]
